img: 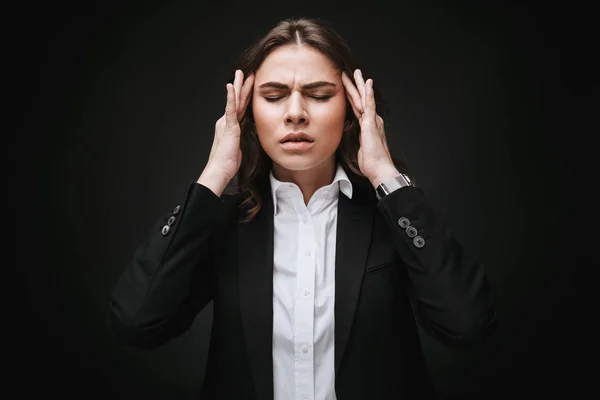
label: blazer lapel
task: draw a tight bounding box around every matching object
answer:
[238,185,275,400]
[237,179,374,397]
[334,186,374,376]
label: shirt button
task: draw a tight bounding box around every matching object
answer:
[305,250,311,257]
[303,288,310,296]
[301,345,308,353]
[302,217,308,224]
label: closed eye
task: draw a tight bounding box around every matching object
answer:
[264,95,333,103]
[312,96,333,101]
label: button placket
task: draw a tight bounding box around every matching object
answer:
[292,195,316,398]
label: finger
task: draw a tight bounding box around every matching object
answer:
[342,75,361,119]
[354,69,367,109]
[346,92,361,120]
[345,88,362,120]
[225,83,237,128]
[342,71,363,118]
[233,70,243,113]
[209,117,223,162]
[364,78,377,119]
[238,73,255,118]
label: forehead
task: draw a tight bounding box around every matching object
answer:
[255,45,339,84]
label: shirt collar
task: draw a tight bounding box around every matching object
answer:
[269,163,353,215]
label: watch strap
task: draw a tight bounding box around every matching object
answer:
[375,173,413,200]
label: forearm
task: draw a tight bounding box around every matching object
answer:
[108,181,224,348]
[377,186,497,348]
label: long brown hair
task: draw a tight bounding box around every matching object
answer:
[224,17,414,223]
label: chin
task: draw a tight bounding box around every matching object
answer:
[270,152,335,173]
[271,157,318,171]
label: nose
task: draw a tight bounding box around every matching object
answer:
[284,92,308,125]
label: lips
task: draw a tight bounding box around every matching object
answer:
[280,132,314,143]
[280,140,314,151]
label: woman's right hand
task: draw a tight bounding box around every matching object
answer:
[198,70,254,196]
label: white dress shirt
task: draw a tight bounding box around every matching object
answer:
[270,163,353,400]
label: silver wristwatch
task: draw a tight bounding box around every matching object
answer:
[375,173,413,201]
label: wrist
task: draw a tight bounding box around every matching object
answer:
[374,171,414,201]
[197,167,231,197]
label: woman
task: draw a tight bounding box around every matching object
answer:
[108,17,497,400]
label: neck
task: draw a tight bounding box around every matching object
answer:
[272,156,336,205]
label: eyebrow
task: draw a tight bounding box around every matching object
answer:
[258,81,337,90]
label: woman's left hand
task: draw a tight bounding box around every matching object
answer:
[342,69,400,188]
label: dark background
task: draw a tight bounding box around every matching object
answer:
[18,0,586,398]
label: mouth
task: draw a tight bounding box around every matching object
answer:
[279,132,315,152]
[280,132,314,143]
[280,140,314,151]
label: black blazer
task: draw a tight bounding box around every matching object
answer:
[108,175,497,400]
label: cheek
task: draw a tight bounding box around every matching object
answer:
[251,103,280,152]
[312,98,347,134]
[252,102,280,133]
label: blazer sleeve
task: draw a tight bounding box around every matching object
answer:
[107,181,226,349]
[377,185,497,349]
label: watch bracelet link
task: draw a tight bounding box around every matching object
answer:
[375,173,413,200]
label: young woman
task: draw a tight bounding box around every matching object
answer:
[108,17,497,400]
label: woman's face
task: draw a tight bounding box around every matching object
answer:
[252,45,347,172]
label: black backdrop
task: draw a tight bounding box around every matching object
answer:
[18,0,585,398]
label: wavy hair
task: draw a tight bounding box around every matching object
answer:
[223,17,414,223]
